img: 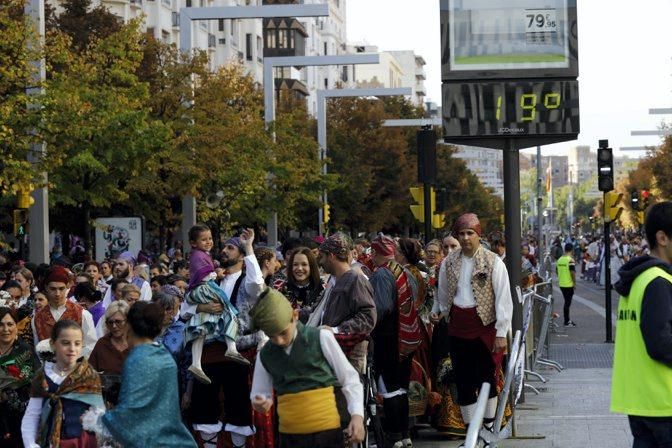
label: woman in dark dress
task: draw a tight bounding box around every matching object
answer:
[273,247,324,322]
[0,307,40,447]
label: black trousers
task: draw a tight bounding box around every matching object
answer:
[449,335,498,406]
[560,286,574,324]
[629,415,672,448]
[279,428,344,448]
[189,360,253,428]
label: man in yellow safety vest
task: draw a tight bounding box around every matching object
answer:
[556,243,576,327]
[611,202,672,445]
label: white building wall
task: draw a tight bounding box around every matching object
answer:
[388,51,426,107]
[454,146,504,198]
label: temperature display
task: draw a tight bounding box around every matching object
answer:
[442,80,580,144]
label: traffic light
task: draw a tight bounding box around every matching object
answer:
[417,129,437,183]
[410,186,425,222]
[597,140,614,192]
[16,185,35,209]
[641,190,651,209]
[636,211,645,226]
[322,203,330,224]
[630,190,640,211]
[604,191,624,223]
[432,213,446,229]
[13,209,28,236]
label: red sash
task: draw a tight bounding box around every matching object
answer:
[383,261,421,361]
[34,301,83,341]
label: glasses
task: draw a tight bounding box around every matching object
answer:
[106,319,126,327]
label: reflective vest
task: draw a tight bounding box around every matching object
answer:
[611,266,672,416]
[556,255,574,288]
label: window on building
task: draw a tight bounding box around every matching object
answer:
[278,29,287,49]
[324,78,328,89]
[341,65,348,82]
[256,36,262,61]
[186,0,191,6]
[324,42,328,55]
[266,31,275,49]
[245,33,252,61]
[218,19,224,32]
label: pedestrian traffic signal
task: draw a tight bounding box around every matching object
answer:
[630,190,640,211]
[16,185,35,209]
[322,203,330,224]
[604,191,623,223]
[597,140,614,192]
[13,209,28,236]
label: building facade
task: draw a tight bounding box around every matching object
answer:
[454,146,504,198]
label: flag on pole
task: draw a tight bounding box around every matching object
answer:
[545,160,552,193]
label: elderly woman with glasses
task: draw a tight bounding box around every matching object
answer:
[88,301,130,376]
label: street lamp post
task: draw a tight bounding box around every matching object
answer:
[262,54,380,246]
[316,87,412,235]
[178,4,329,250]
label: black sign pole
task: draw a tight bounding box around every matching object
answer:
[503,138,523,335]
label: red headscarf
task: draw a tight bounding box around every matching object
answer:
[371,234,397,257]
[452,213,482,236]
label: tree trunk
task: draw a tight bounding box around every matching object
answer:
[84,205,92,259]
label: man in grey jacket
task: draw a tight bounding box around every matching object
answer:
[315,232,377,374]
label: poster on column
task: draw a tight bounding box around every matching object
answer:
[94,217,144,262]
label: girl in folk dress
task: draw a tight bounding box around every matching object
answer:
[185,225,248,385]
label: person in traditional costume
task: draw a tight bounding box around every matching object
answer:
[184,224,248,385]
[31,267,97,358]
[432,213,513,447]
[21,320,104,448]
[250,289,365,448]
[181,229,267,448]
[274,247,324,321]
[369,234,422,448]
[312,233,376,374]
[0,307,40,448]
[89,302,197,448]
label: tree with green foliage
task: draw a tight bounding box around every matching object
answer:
[0,0,46,201]
[43,21,166,251]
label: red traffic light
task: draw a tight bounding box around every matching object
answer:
[642,190,650,199]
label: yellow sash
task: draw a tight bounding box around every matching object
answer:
[277,386,340,434]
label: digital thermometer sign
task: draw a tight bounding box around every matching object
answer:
[442,80,579,149]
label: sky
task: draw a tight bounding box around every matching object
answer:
[346,0,672,158]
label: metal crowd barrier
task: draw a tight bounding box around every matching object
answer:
[529,281,563,374]
[480,330,522,446]
[463,382,491,448]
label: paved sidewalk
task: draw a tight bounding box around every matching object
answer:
[414,367,632,448]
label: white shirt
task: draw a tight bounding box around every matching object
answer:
[21,362,102,448]
[101,276,151,308]
[180,255,264,319]
[250,328,364,418]
[31,304,98,358]
[435,251,513,337]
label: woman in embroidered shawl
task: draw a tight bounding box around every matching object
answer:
[98,302,197,448]
[0,307,40,448]
[21,319,104,448]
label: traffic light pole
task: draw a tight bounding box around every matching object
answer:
[604,213,613,343]
[423,179,432,245]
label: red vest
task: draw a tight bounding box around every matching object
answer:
[34,300,83,341]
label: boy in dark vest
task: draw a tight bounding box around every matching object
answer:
[249,289,364,448]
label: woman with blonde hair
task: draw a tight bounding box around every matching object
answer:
[89,301,130,376]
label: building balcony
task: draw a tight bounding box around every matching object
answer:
[274,78,309,102]
[263,18,307,58]
[415,85,427,96]
[415,67,426,80]
[262,0,299,4]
